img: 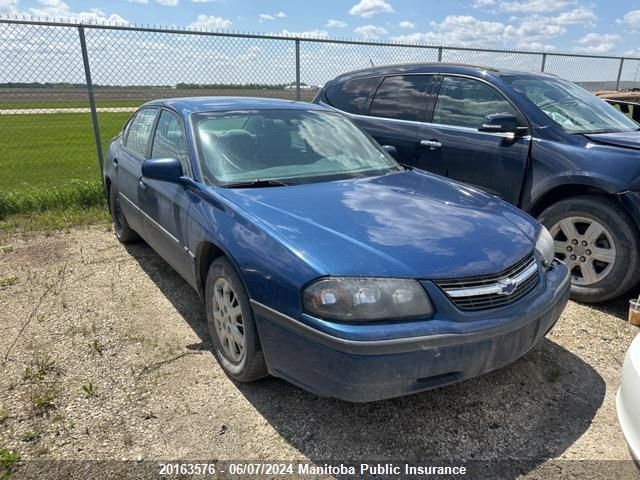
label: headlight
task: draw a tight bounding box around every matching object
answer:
[535,225,555,269]
[303,277,433,321]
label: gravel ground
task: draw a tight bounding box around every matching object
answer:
[0,226,638,478]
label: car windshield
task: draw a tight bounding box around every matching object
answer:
[503,76,639,134]
[193,109,402,186]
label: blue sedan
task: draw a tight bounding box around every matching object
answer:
[104,97,571,402]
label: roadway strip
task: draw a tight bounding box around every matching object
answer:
[0,107,137,115]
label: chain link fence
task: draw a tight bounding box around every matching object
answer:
[1,17,639,213]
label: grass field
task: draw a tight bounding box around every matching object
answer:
[0,100,142,109]
[0,111,131,218]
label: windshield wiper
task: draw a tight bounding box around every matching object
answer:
[222,179,289,188]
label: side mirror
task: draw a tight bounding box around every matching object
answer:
[381,145,398,158]
[141,158,184,183]
[478,113,519,134]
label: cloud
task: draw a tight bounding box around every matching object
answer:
[354,24,388,39]
[393,15,505,46]
[555,7,597,26]
[156,0,178,5]
[0,0,18,15]
[473,0,497,6]
[575,32,620,53]
[326,19,348,28]
[190,14,232,29]
[349,0,394,18]
[127,0,148,4]
[399,20,415,29]
[280,29,329,38]
[498,0,577,13]
[27,0,129,23]
[618,10,640,31]
[259,11,286,21]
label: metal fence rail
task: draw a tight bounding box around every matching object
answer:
[1,17,640,197]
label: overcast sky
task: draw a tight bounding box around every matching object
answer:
[1,0,640,56]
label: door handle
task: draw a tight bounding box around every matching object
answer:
[138,179,148,190]
[112,158,118,169]
[420,139,442,150]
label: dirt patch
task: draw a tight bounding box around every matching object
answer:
[0,226,638,476]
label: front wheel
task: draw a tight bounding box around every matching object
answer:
[109,186,139,243]
[538,195,640,303]
[205,257,267,382]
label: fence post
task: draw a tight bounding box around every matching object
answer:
[437,46,443,62]
[541,53,547,72]
[616,58,625,91]
[78,25,104,184]
[295,38,301,101]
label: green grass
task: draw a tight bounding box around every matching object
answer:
[0,112,130,194]
[0,100,142,109]
[0,205,109,235]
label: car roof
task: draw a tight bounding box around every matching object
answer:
[329,62,556,82]
[143,96,328,114]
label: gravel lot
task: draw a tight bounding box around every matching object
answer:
[0,226,638,478]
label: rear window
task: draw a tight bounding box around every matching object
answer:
[325,77,381,115]
[369,75,431,122]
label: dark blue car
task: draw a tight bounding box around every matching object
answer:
[314,64,640,303]
[104,97,570,402]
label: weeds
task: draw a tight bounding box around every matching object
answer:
[89,340,104,356]
[22,354,56,382]
[1,245,12,254]
[29,384,58,413]
[0,277,17,288]
[0,449,20,479]
[20,430,40,443]
[82,382,96,398]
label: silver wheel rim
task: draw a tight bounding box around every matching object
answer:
[549,216,617,286]
[212,277,245,363]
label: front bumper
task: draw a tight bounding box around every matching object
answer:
[252,261,571,402]
[617,333,640,463]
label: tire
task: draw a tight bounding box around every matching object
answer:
[538,195,640,303]
[109,186,139,243]
[205,257,267,382]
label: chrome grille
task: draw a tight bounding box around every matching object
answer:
[435,253,539,311]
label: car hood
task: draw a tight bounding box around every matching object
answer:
[217,170,537,279]
[584,131,640,150]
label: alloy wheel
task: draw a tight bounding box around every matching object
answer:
[212,277,245,363]
[549,216,616,286]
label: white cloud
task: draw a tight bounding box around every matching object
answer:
[498,0,577,13]
[393,15,505,45]
[354,24,388,39]
[280,29,329,38]
[0,0,18,15]
[127,0,149,4]
[326,19,348,28]
[27,0,129,23]
[190,14,232,29]
[399,20,415,29]
[575,33,620,53]
[259,11,286,21]
[473,0,496,6]
[156,0,178,5]
[190,0,224,2]
[349,0,394,18]
[619,10,640,31]
[555,7,597,26]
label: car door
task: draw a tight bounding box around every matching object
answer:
[139,109,194,282]
[116,107,159,234]
[419,75,531,204]
[354,75,435,170]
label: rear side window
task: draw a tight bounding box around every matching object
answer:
[369,75,431,122]
[325,77,380,115]
[433,76,517,129]
[151,110,189,173]
[125,108,158,157]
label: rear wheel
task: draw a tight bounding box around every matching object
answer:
[205,257,267,382]
[109,186,139,243]
[538,195,640,303]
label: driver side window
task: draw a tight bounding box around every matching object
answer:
[433,76,517,129]
[151,110,190,175]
